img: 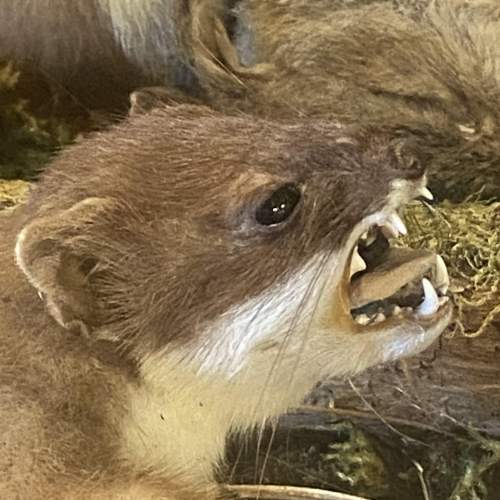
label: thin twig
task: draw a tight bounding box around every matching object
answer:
[412,460,432,500]
[347,379,428,446]
[226,484,370,500]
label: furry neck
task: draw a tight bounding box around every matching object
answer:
[118,350,320,482]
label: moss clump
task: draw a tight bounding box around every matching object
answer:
[403,200,500,338]
[321,420,389,497]
[0,62,77,180]
[0,179,30,210]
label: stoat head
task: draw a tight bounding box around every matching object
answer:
[14,105,452,386]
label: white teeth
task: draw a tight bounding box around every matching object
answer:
[366,234,376,246]
[393,305,402,315]
[389,213,407,236]
[434,255,450,294]
[355,314,371,325]
[350,247,367,277]
[373,312,386,323]
[418,187,434,201]
[382,212,407,238]
[360,230,376,246]
[417,278,439,317]
[381,220,399,238]
[381,224,398,239]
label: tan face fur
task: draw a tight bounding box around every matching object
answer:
[0,105,452,498]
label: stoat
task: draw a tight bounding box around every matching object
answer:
[0,104,452,498]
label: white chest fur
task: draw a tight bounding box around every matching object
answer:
[119,251,345,478]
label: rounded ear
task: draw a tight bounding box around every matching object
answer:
[190,0,273,91]
[15,197,116,336]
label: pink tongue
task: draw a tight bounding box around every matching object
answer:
[349,248,435,308]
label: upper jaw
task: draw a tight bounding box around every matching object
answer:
[331,175,453,347]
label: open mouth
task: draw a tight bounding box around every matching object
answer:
[345,188,452,329]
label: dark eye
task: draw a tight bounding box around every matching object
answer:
[255,184,301,226]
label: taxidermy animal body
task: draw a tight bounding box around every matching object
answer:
[0,104,452,498]
[0,0,239,109]
[1,1,499,197]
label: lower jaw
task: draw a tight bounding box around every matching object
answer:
[338,302,453,369]
[381,303,453,361]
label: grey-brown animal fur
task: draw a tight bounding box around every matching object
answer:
[206,0,500,200]
[1,1,498,198]
[0,104,451,498]
[0,0,242,109]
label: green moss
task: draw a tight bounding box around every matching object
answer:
[321,420,389,497]
[0,63,77,180]
[402,200,500,338]
[0,179,30,210]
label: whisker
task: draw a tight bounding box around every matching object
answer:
[252,249,337,489]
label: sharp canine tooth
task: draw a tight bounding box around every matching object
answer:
[418,187,434,201]
[365,234,376,246]
[350,247,367,277]
[434,255,450,294]
[373,312,385,323]
[381,213,407,238]
[389,213,407,236]
[381,223,398,239]
[417,278,439,317]
[361,230,376,246]
[355,314,371,325]
[393,305,402,315]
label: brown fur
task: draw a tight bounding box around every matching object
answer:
[0,105,450,498]
[2,1,498,197]
[0,0,249,109]
[202,0,500,199]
